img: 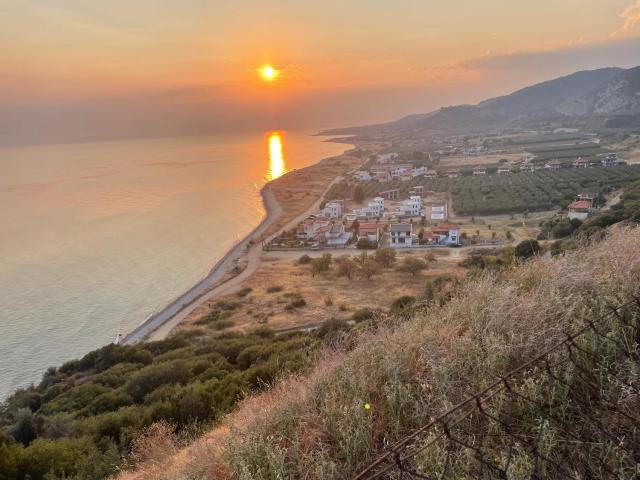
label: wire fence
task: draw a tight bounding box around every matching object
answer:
[353,298,640,480]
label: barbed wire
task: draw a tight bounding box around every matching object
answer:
[353,297,640,480]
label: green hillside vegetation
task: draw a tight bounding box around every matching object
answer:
[0,329,320,479]
[114,226,640,479]
[326,165,640,216]
[541,179,640,252]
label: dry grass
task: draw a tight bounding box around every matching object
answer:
[178,252,463,334]
[115,227,640,480]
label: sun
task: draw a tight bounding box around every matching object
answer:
[259,64,280,82]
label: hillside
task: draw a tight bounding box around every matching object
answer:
[323,66,640,135]
[114,225,640,479]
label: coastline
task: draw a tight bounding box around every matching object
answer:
[122,145,356,344]
[122,185,282,344]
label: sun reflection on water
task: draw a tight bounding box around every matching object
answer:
[267,132,287,181]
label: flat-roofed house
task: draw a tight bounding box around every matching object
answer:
[323,200,343,219]
[389,223,413,248]
[446,169,461,179]
[473,166,487,176]
[497,166,511,175]
[601,154,618,167]
[380,189,400,200]
[545,160,562,170]
[424,170,438,179]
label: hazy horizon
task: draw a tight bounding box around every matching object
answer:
[2,0,640,146]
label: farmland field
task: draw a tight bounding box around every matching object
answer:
[326,165,640,216]
[525,142,605,162]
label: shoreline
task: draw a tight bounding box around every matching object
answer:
[122,185,282,344]
[122,145,356,344]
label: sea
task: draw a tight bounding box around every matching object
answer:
[0,131,347,400]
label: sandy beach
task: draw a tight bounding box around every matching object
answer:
[123,151,358,344]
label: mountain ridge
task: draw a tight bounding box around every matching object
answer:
[321,66,640,135]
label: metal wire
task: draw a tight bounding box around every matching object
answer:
[353,298,640,480]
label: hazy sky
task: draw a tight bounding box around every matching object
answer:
[2,0,640,145]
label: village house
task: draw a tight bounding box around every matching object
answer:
[371,169,392,182]
[545,160,562,171]
[567,199,594,221]
[520,163,536,173]
[411,166,427,178]
[353,197,384,219]
[446,168,461,179]
[376,152,399,164]
[358,223,380,243]
[425,202,448,221]
[572,157,590,169]
[424,170,438,179]
[323,200,343,219]
[391,165,412,178]
[297,219,331,240]
[379,189,400,200]
[601,153,618,167]
[409,185,425,197]
[353,170,372,182]
[497,166,511,175]
[396,195,422,217]
[473,166,487,176]
[389,223,413,248]
[430,224,461,246]
[316,223,351,247]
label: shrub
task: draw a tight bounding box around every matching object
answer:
[237,287,252,298]
[266,285,283,293]
[374,248,397,267]
[351,308,375,322]
[390,295,417,313]
[515,239,542,259]
[356,237,376,249]
[297,254,312,265]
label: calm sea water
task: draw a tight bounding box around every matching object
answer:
[0,131,346,399]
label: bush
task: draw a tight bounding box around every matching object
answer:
[390,295,417,313]
[351,308,375,322]
[374,248,397,267]
[266,285,283,293]
[515,239,542,259]
[356,237,376,249]
[297,254,312,265]
[237,287,252,297]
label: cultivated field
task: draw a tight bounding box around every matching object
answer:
[328,165,640,216]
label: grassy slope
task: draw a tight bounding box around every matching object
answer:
[117,226,640,479]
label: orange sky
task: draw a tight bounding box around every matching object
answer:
[2,0,640,145]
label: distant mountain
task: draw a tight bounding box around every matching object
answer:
[322,66,640,135]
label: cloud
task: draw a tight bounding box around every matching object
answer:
[610,0,640,38]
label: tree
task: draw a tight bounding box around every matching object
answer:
[351,219,360,234]
[359,259,382,280]
[353,185,365,202]
[374,248,397,268]
[356,237,376,249]
[515,239,541,259]
[398,257,428,276]
[336,256,358,280]
[310,254,332,276]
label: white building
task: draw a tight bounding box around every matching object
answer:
[424,170,438,179]
[473,167,487,176]
[391,165,412,178]
[396,196,422,217]
[497,166,511,175]
[601,153,618,167]
[353,170,372,182]
[429,203,448,221]
[323,201,343,219]
[376,152,399,164]
[431,225,461,246]
[567,199,593,221]
[411,166,427,178]
[389,223,413,248]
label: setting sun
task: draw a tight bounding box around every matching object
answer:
[259,64,280,82]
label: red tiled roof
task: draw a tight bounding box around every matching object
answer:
[568,200,592,210]
[358,223,379,232]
